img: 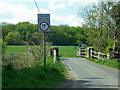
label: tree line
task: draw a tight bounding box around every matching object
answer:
[2,22,87,46]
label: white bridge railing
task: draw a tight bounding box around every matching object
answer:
[91,49,110,60]
[79,48,111,60]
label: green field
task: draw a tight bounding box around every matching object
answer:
[5,45,28,53]
[5,45,80,57]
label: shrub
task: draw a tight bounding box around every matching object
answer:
[2,38,7,54]
[106,40,114,56]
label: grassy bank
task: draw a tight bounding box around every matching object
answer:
[2,56,67,88]
[87,58,120,70]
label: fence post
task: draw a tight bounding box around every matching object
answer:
[50,48,53,56]
[98,52,100,59]
[28,47,31,53]
[54,49,56,63]
[90,49,92,58]
[107,53,110,59]
[87,48,90,58]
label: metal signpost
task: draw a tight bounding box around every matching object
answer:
[79,42,82,47]
[38,14,50,66]
[74,46,76,56]
[84,44,87,48]
[81,44,85,48]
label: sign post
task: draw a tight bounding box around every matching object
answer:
[38,14,50,66]
[74,46,76,56]
[79,42,82,48]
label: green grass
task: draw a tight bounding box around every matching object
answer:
[87,58,120,70]
[5,45,28,53]
[2,56,67,88]
[57,46,79,57]
[5,45,81,57]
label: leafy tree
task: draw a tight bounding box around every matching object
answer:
[4,32,21,45]
[2,38,7,54]
[108,2,120,58]
[15,22,34,41]
[79,1,120,58]
[2,24,16,39]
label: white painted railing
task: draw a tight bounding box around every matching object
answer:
[78,48,119,60]
[54,49,56,63]
[91,49,109,60]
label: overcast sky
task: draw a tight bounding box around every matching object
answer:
[0,0,119,27]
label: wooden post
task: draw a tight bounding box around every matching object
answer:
[87,48,90,58]
[98,52,100,59]
[107,53,110,59]
[87,48,94,58]
[50,48,52,56]
[54,49,56,63]
[50,47,59,56]
[90,49,92,58]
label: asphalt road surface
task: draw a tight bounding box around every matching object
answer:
[60,58,120,89]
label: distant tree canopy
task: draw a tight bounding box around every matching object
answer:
[2,22,87,46]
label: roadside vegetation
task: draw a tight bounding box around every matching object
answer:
[2,55,67,88]
[87,58,120,70]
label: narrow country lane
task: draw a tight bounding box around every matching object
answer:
[60,58,120,89]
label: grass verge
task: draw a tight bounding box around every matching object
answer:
[2,56,67,88]
[87,58,120,70]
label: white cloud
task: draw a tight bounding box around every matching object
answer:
[51,14,84,27]
[66,15,84,27]
[0,1,84,27]
[57,3,66,8]
[49,1,66,12]
[67,1,74,6]
[0,2,50,24]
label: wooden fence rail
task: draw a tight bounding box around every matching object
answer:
[91,50,108,60]
[78,48,120,60]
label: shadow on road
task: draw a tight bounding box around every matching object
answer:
[83,78,103,80]
[58,78,119,89]
[60,58,69,61]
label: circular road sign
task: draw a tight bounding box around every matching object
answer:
[39,22,49,31]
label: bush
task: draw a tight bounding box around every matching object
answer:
[106,40,114,56]
[2,56,67,88]
[2,38,7,54]
[87,58,119,70]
